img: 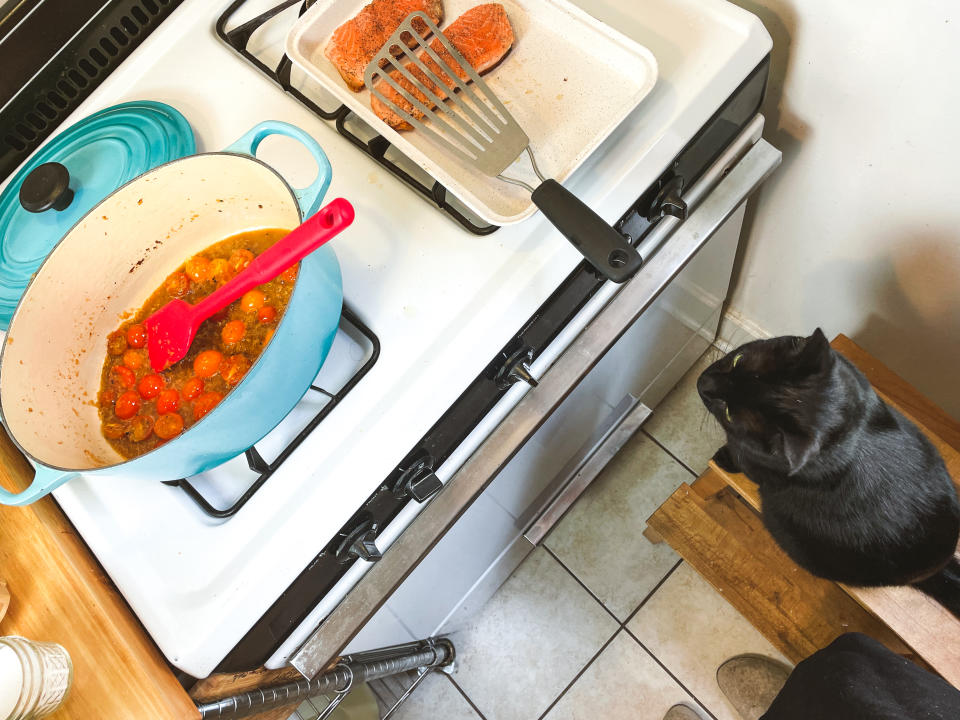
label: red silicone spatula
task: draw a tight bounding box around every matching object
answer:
[144,197,355,372]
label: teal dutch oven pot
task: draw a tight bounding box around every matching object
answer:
[0,121,343,506]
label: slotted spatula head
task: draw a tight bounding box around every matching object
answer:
[365,11,529,177]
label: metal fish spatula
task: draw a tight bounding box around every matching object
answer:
[365,12,643,283]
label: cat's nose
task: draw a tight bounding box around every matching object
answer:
[697,373,723,402]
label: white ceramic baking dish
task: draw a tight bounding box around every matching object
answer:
[286,0,658,225]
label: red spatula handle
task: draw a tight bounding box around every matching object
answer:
[192,198,354,320]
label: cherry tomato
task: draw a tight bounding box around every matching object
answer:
[228,249,255,274]
[182,377,204,400]
[99,389,117,408]
[138,374,164,399]
[126,324,147,348]
[102,422,124,440]
[220,354,252,386]
[154,412,184,439]
[210,258,231,284]
[115,391,140,419]
[126,414,154,442]
[185,256,212,283]
[165,271,190,297]
[221,320,246,345]
[280,265,298,284]
[193,350,222,378]
[122,349,145,370]
[107,331,127,356]
[257,306,277,324]
[193,391,223,420]
[111,365,135,389]
[240,290,265,313]
[156,388,180,414]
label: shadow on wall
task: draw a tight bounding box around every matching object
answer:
[851,235,960,421]
[724,0,805,302]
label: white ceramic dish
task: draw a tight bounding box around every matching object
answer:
[286,0,658,225]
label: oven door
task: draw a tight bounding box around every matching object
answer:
[286,121,782,678]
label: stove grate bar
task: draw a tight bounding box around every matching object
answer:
[214,0,498,237]
[162,303,380,519]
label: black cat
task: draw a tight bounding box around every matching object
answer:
[697,328,960,613]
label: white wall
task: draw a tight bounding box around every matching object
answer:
[725,0,960,419]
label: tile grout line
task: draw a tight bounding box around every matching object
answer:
[541,550,717,720]
[546,546,722,720]
[446,673,491,720]
[623,632,717,719]
[623,558,683,628]
[535,630,621,720]
[642,428,704,478]
[543,545,623,626]
[624,626,721,720]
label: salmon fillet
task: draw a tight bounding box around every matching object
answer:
[324,0,444,92]
[370,3,514,131]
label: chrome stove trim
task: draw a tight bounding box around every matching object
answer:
[290,125,781,678]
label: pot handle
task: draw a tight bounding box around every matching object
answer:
[0,463,76,506]
[223,121,333,218]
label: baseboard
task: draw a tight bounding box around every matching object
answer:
[714,307,772,354]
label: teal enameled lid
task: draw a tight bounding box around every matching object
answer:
[0,101,195,330]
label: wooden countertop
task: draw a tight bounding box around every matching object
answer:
[0,426,200,719]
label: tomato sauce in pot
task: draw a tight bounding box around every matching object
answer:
[97,228,297,459]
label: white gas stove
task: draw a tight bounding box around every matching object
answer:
[0,0,773,680]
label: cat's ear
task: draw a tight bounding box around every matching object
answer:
[780,431,820,475]
[796,328,833,374]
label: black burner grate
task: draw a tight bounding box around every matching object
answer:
[215,0,498,236]
[0,0,187,181]
[163,303,379,519]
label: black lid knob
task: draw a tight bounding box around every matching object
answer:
[19,162,74,213]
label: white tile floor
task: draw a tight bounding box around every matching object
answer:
[293,347,790,720]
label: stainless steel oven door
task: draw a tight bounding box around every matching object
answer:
[290,118,782,678]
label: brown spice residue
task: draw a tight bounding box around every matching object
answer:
[137,198,143,205]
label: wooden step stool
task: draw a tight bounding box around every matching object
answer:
[645,334,960,687]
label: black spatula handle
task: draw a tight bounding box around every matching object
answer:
[532,179,642,283]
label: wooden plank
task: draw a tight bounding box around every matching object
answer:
[705,334,960,687]
[189,666,305,703]
[648,474,911,664]
[0,426,199,720]
[832,334,960,450]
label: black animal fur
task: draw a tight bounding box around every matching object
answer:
[697,329,960,613]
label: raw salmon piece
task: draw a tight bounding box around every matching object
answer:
[370,3,514,131]
[324,0,444,92]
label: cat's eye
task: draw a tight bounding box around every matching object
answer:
[731,353,743,368]
[724,405,732,422]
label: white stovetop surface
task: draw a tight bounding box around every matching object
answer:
[8,0,769,676]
